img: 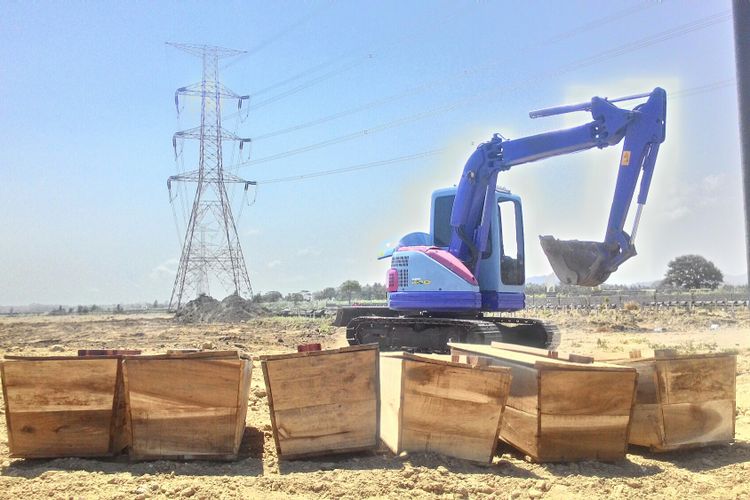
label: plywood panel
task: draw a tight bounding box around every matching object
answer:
[265,350,376,411]
[499,406,538,459]
[379,354,403,454]
[539,414,630,461]
[656,356,736,404]
[612,352,735,451]
[450,346,538,413]
[233,360,253,455]
[124,353,251,460]
[8,409,114,458]
[1,358,120,458]
[451,343,635,462]
[628,361,659,404]
[381,353,510,463]
[661,400,735,448]
[539,370,636,416]
[274,399,377,457]
[262,345,379,459]
[628,404,664,448]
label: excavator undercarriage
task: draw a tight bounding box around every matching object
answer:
[337,309,559,353]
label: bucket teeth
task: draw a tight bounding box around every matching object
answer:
[539,235,616,287]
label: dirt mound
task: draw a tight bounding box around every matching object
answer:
[175,294,269,323]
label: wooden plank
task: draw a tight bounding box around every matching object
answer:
[8,409,114,458]
[260,344,377,362]
[538,369,636,416]
[233,359,253,455]
[261,358,282,457]
[402,360,510,405]
[489,342,594,364]
[124,355,248,459]
[0,363,14,453]
[1,358,120,458]
[628,403,665,448]
[656,355,736,404]
[401,395,502,462]
[262,346,379,459]
[3,359,118,411]
[274,399,377,457]
[125,358,242,409]
[451,346,539,413]
[499,406,538,460]
[627,361,660,404]
[378,354,403,454]
[78,349,141,356]
[661,399,735,449]
[109,357,130,454]
[264,350,377,411]
[133,350,243,360]
[450,342,631,371]
[538,414,630,461]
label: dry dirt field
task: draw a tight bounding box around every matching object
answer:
[0,308,748,499]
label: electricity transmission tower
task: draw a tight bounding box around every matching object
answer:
[167,42,255,310]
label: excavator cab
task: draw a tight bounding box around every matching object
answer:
[431,187,526,312]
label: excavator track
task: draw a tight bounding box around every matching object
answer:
[346,315,559,353]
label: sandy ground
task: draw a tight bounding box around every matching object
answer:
[0,308,748,499]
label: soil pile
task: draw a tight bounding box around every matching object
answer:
[175,294,269,323]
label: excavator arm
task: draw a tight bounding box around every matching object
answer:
[449,88,667,286]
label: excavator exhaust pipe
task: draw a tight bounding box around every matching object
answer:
[539,236,621,287]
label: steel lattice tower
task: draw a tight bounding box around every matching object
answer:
[167,43,255,310]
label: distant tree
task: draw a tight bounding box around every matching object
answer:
[152,300,159,309]
[262,291,283,303]
[287,292,304,305]
[314,287,337,301]
[339,280,362,304]
[663,255,723,290]
[115,304,124,313]
[362,282,386,300]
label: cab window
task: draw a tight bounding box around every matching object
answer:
[498,200,524,285]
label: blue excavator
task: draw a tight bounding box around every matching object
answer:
[337,88,667,351]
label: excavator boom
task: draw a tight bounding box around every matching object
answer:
[450,88,666,285]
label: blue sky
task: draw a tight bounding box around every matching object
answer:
[0,1,743,305]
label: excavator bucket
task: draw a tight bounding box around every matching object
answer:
[539,236,616,287]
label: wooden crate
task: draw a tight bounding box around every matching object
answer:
[612,350,736,451]
[380,352,511,463]
[1,355,127,458]
[449,342,638,462]
[261,344,379,459]
[122,350,252,460]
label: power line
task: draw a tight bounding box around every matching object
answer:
[670,78,735,99]
[220,3,334,70]
[239,11,731,168]
[253,78,737,185]
[227,3,475,116]
[246,1,658,143]
[256,148,446,184]
[247,57,371,111]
